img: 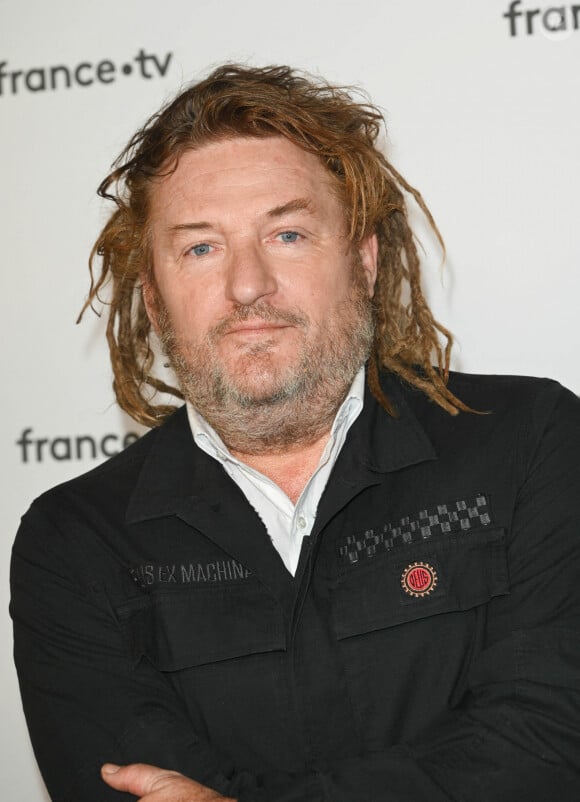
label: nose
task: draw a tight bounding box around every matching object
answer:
[224,241,277,307]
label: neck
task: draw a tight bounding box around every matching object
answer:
[230,430,331,504]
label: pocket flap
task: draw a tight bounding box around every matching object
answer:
[332,527,509,639]
[119,582,286,670]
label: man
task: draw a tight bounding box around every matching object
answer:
[10,64,580,802]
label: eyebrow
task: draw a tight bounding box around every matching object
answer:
[168,221,212,235]
[166,197,316,237]
[266,197,315,218]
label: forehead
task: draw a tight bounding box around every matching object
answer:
[148,136,341,222]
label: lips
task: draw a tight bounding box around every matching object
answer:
[224,322,290,335]
[211,304,307,341]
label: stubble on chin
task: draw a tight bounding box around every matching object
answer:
[204,305,312,408]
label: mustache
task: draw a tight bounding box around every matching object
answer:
[210,303,308,339]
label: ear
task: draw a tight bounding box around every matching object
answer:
[358,232,378,298]
[141,274,160,334]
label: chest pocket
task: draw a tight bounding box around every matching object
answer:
[331,526,509,639]
[116,579,293,772]
[326,527,509,748]
[118,579,286,670]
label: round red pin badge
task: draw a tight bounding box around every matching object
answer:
[401,561,437,597]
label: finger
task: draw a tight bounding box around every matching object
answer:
[101,762,183,795]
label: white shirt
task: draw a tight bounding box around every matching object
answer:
[186,366,365,575]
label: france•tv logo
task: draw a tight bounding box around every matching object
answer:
[503,1,580,36]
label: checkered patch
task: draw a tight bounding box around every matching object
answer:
[337,494,491,566]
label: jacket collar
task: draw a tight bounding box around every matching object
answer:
[126,406,211,524]
[342,371,437,475]
[127,374,437,523]
[311,372,437,539]
[127,372,435,523]
[125,372,437,595]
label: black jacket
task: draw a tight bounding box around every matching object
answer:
[10,371,580,801]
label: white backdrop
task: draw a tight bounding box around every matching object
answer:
[2,1,579,799]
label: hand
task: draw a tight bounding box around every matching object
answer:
[101,763,236,802]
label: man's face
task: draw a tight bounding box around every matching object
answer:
[145,136,377,448]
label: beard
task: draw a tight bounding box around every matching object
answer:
[156,266,374,455]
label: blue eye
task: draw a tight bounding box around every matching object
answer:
[279,231,300,243]
[191,243,212,256]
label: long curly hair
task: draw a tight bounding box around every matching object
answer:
[80,63,469,427]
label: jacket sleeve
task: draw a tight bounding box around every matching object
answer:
[236,382,580,801]
[10,505,262,802]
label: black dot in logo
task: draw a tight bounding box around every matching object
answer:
[122,64,133,76]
